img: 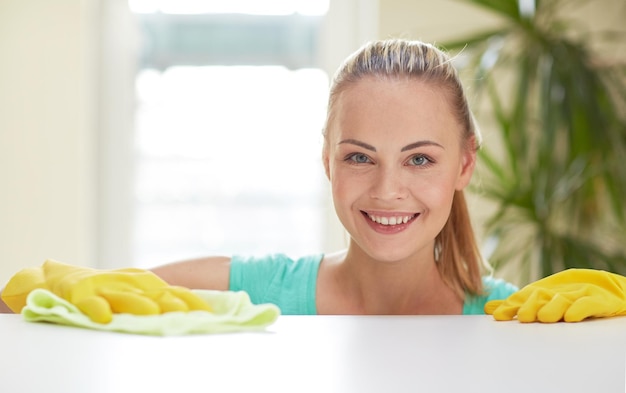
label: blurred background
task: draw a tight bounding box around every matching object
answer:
[1,0,624,287]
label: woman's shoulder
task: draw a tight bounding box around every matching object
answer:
[462,276,518,315]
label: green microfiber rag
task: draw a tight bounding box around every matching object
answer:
[21,288,280,336]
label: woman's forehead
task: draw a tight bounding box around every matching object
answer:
[328,77,462,143]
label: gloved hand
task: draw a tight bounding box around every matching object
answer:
[1,260,212,324]
[485,269,626,323]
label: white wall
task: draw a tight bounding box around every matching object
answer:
[94,0,138,269]
[378,0,501,42]
[0,0,139,284]
[0,0,99,283]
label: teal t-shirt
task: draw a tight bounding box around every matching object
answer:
[229,253,518,315]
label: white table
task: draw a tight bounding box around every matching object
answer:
[1,314,625,393]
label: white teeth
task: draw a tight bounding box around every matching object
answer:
[367,214,414,226]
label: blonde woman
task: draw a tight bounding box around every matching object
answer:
[151,39,517,315]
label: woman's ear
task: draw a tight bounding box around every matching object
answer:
[455,145,477,191]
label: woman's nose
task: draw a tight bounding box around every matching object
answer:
[369,166,409,201]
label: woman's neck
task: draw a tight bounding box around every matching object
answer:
[317,247,463,315]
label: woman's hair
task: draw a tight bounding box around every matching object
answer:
[324,39,488,298]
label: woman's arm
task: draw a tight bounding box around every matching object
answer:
[150,256,232,291]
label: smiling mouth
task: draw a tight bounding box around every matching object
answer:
[363,212,419,226]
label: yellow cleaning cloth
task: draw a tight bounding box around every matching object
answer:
[21,288,280,335]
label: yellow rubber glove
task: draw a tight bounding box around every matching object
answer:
[2,260,212,324]
[485,269,626,323]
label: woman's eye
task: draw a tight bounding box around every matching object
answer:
[409,155,432,166]
[347,153,371,164]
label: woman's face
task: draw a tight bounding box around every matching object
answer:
[323,77,476,263]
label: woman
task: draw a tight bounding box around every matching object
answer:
[150,39,517,315]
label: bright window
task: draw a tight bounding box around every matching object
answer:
[130,2,330,267]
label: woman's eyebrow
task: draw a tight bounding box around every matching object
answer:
[401,140,444,152]
[338,139,444,152]
[338,139,376,152]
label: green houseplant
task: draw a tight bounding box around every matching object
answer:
[441,0,626,283]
